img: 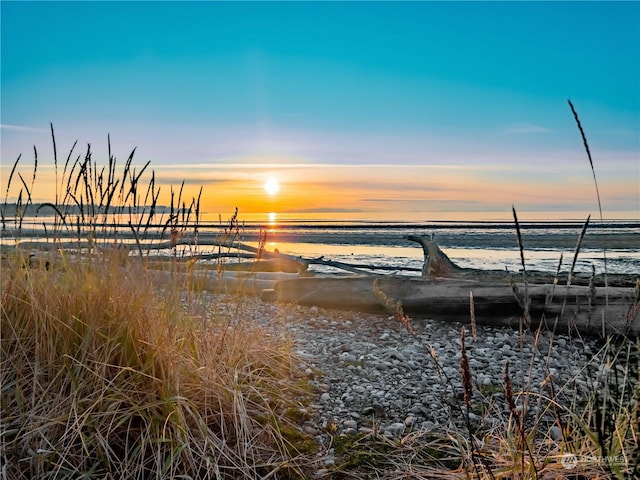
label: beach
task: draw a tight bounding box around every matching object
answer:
[205,291,620,477]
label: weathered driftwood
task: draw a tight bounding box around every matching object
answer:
[407,235,469,278]
[265,276,639,337]
[11,237,423,274]
[407,235,637,287]
[262,237,639,337]
[11,233,639,336]
[214,258,307,273]
[145,269,299,296]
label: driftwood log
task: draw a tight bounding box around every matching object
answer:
[10,233,639,337]
[144,269,299,296]
[407,235,469,278]
[406,235,636,287]
[261,237,639,338]
[264,276,639,337]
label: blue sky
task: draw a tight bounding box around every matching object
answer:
[1,1,639,220]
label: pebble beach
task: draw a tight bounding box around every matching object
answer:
[207,293,610,471]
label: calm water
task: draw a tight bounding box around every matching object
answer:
[3,215,639,276]
[236,219,639,276]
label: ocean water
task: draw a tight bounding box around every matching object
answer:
[3,214,639,276]
[221,218,639,276]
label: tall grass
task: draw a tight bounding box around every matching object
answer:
[568,99,609,304]
[1,124,202,256]
[1,129,314,479]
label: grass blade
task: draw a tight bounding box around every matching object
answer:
[568,99,608,303]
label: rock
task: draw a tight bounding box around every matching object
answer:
[343,419,358,430]
[550,425,563,441]
[304,426,319,435]
[386,349,406,362]
[467,412,481,424]
[384,422,406,437]
[339,352,357,363]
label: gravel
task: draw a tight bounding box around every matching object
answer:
[207,294,604,461]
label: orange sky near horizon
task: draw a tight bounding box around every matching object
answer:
[2,155,637,223]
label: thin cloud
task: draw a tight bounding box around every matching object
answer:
[156,176,228,186]
[284,207,364,214]
[0,124,48,133]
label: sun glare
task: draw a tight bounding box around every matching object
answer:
[264,178,280,196]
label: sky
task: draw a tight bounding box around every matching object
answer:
[1,1,639,222]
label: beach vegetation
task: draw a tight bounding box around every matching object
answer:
[0,127,314,479]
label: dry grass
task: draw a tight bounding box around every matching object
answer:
[0,128,315,479]
[0,249,314,479]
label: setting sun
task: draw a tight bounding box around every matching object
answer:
[264,178,280,196]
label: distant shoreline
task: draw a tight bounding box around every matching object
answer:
[2,205,638,230]
[2,203,638,227]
